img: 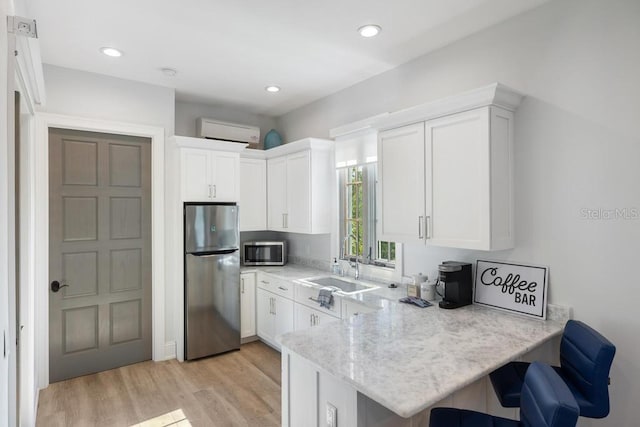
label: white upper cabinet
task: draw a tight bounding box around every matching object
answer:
[378,106,515,250]
[239,154,267,231]
[267,156,288,231]
[266,138,334,234]
[378,123,426,243]
[285,151,312,232]
[175,136,246,202]
[426,108,491,249]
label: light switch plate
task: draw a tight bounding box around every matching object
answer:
[326,403,337,427]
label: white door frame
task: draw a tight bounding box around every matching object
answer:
[33,113,166,389]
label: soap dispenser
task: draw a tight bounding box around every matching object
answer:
[331,258,341,275]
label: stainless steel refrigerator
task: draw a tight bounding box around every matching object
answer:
[184,203,240,360]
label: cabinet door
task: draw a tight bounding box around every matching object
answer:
[378,123,426,242]
[240,273,256,338]
[287,350,318,427]
[295,303,339,331]
[267,156,287,231]
[211,152,239,202]
[239,158,267,231]
[294,303,316,331]
[180,148,211,201]
[286,151,311,233]
[425,108,490,249]
[256,288,275,344]
[273,294,295,340]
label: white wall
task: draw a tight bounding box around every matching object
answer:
[0,1,13,425]
[175,100,277,146]
[276,1,640,426]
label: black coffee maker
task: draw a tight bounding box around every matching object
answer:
[438,261,473,309]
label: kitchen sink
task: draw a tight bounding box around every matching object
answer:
[299,276,379,295]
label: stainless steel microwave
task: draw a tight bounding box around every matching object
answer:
[242,241,287,266]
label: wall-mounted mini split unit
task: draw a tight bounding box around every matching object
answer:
[196,118,260,144]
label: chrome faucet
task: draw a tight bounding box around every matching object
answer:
[351,257,360,280]
[341,233,360,280]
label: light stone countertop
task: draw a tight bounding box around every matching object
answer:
[243,263,567,418]
[240,264,330,281]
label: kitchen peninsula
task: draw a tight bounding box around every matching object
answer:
[279,286,569,426]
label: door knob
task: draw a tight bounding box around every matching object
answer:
[50,280,69,293]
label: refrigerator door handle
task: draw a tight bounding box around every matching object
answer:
[190,249,239,257]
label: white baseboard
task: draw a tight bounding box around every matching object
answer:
[163,341,177,360]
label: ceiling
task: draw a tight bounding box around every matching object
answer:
[27,0,549,116]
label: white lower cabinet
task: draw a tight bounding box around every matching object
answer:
[256,287,294,351]
[283,349,357,427]
[240,272,256,338]
[294,303,339,331]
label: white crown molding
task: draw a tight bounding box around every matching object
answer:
[263,137,334,159]
[172,134,248,152]
[330,83,525,137]
[240,148,268,159]
[376,83,524,131]
[329,113,390,139]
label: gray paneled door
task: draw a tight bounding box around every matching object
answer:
[48,128,152,382]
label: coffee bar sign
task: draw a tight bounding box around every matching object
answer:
[474,260,549,319]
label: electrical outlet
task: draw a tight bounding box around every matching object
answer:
[326,403,337,427]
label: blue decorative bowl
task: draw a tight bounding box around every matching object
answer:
[264,129,283,150]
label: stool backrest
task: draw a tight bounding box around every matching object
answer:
[560,320,616,417]
[520,362,579,427]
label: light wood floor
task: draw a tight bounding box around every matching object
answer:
[36,341,281,427]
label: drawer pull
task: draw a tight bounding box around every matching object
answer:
[278,286,288,291]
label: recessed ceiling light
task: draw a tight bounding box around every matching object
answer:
[100,47,122,57]
[161,67,177,77]
[358,24,382,38]
[265,85,281,93]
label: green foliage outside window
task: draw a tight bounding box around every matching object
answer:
[340,164,395,266]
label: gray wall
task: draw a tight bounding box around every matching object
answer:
[241,231,331,265]
[175,100,277,147]
[41,65,175,136]
[276,1,640,425]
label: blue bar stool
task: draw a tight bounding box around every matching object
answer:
[489,320,616,418]
[430,362,579,427]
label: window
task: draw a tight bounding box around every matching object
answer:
[338,164,396,267]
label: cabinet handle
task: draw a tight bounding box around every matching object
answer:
[282,213,286,229]
[310,313,314,326]
[241,278,245,294]
[269,297,274,315]
[208,184,212,199]
[213,184,217,198]
[273,298,276,316]
[314,314,318,325]
[418,216,424,239]
[425,215,431,239]
[278,286,288,291]
[261,280,269,285]
[285,213,288,229]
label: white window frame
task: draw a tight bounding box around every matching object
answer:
[337,164,402,281]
